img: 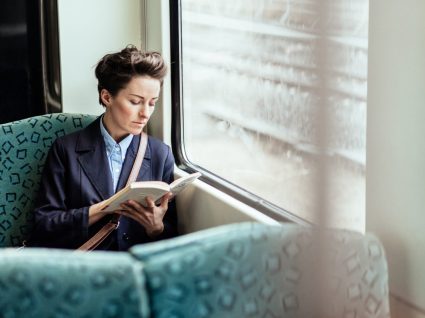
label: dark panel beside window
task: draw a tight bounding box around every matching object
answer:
[0,0,61,124]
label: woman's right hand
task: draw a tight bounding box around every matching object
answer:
[88,200,112,225]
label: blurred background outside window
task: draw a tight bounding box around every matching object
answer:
[181,0,368,231]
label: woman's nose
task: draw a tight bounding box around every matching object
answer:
[139,103,150,117]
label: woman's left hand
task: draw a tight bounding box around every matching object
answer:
[115,192,172,238]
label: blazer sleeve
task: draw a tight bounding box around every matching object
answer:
[31,138,89,248]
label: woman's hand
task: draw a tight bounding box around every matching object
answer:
[115,192,172,238]
[88,200,112,225]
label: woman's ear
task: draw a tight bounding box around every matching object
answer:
[100,89,112,107]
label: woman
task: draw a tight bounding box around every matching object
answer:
[31,45,177,250]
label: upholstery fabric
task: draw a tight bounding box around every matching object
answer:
[0,248,150,318]
[131,222,390,318]
[0,113,96,247]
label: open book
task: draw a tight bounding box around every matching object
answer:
[102,172,201,212]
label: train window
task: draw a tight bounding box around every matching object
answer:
[174,0,368,229]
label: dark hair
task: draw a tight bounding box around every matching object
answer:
[95,44,167,106]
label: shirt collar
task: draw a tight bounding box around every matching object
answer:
[100,115,133,158]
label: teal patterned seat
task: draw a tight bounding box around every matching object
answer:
[130,222,390,318]
[0,248,149,318]
[0,113,96,247]
[0,222,390,317]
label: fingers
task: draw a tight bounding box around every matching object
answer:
[120,194,170,217]
[159,192,172,210]
[122,193,171,212]
[121,200,150,212]
[115,198,168,235]
[144,196,156,209]
[115,209,145,224]
[92,200,110,213]
[115,210,136,221]
[119,200,154,219]
[115,208,160,233]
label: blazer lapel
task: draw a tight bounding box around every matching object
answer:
[76,117,114,200]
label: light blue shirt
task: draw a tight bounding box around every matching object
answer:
[100,117,133,192]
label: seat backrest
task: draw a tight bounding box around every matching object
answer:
[0,113,96,247]
[0,248,150,317]
[131,222,390,318]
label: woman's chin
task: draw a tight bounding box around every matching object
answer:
[130,127,144,135]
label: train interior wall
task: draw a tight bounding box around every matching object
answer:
[55,0,425,317]
[57,0,141,116]
[367,0,425,316]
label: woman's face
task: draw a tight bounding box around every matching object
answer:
[102,76,161,142]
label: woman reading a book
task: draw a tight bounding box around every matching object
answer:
[31,45,177,250]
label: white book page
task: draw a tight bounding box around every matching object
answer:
[170,172,202,196]
[104,184,169,211]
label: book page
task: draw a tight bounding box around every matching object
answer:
[102,173,201,212]
[103,182,170,211]
[170,172,202,197]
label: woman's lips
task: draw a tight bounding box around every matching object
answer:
[133,121,146,126]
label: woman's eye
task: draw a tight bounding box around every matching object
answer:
[130,100,140,105]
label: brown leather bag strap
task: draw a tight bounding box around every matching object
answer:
[126,132,148,187]
[77,132,148,251]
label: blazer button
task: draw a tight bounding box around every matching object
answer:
[122,233,130,241]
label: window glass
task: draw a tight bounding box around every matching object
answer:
[180,0,368,231]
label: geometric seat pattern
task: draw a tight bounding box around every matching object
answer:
[0,113,96,247]
[130,222,390,318]
[0,248,149,318]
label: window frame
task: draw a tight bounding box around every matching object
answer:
[169,0,310,225]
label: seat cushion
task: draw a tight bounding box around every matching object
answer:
[0,248,150,318]
[0,113,96,247]
[130,222,390,318]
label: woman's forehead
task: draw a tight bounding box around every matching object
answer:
[122,76,161,96]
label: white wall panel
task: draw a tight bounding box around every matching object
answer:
[367,0,425,315]
[58,0,141,114]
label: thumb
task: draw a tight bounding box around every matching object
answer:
[160,192,172,209]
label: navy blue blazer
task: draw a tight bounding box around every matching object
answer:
[31,116,177,250]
